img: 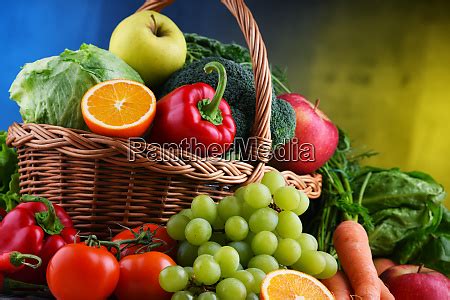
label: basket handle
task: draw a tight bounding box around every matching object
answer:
[138,0,273,183]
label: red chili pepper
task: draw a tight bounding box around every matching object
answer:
[149,61,236,156]
[0,251,41,274]
[0,195,78,284]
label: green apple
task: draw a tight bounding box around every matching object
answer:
[109,10,186,87]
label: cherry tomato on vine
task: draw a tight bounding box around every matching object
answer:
[112,224,177,258]
[46,243,119,300]
[114,251,176,300]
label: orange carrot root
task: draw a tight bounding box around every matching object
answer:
[321,270,353,300]
[333,220,381,300]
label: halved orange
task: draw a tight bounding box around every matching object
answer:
[81,79,156,138]
[261,269,335,300]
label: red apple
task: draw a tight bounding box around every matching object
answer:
[271,93,338,174]
[380,264,450,300]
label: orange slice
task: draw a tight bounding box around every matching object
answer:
[261,269,335,300]
[81,79,156,138]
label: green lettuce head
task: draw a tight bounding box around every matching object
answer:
[9,44,143,130]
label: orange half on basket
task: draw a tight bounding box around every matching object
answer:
[81,79,156,138]
[261,269,335,300]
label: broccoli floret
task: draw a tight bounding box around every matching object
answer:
[160,57,295,148]
[271,98,296,148]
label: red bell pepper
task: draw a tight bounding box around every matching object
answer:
[149,61,236,156]
[0,195,78,284]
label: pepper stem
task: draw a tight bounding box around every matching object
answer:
[10,251,42,269]
[21,195,64,235]
[197,61,228,125]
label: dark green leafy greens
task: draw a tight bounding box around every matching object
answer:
[0,131,20,211]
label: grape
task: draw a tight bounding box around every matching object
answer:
[191,195,217,224]
[177,241,199,266]
[229,241,253,267]
[246,293,259,300]
[214,246,240,277]
[184,266,194,279]
[296,233,318,251]
[216,278,247,300]
[197,292,219,300]
[231,270,255,293]
[159,266,189,292]
[198,241,222,256]
[171,291,195,300]
[273,186,300,211]
[243,183,272,209]
[246,268,266,294]
[218,195,242,220]
[315,251,338,279]
[292,250,326,275]
[225,216,249,241]
[212,216,225,230]
[234,186,246,201]
[251,231,278,255]
[248,254,279,273]
[167,214,190,240]
[179,208,193,219]
[193,254,221,285]
[244,231,255,244]
[237,264,244,270]
[210,232,228,245]
[185,218,212,246]
[276,211,302,239]
[241,202,258,220]
[249,208,278,233]
[273,238,301,266]
[261,170,286,194]
[291,190,310,215]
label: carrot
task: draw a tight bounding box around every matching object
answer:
[373,258,396,276]
[379,279,394,300]
[321,270,353,300]
[333,220,381,300]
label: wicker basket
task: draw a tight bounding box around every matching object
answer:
[7,0,322,238]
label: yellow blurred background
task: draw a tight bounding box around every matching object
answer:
[267,1,449,205]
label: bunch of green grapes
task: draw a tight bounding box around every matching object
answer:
[161,171,337,300]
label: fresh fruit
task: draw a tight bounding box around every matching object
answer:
[261,171,286,195]
[273,186,300,211]
[198,241,221,256]
[229,241,253,267]
[177,241,199,266]
[185,218,212,246]
[296,233,318,251]
[172,291,195,300]
[167,214,190,241]
[159,265,189,292]
[315,252,338,280]
[249,208,278,233]
[273,238,301,266]
[114,251,175,300]
[260,269,334,300]
[193,254,221,285]
[272,93,339,174]
[291,190,310,215]
[216,278,247,300]
[191,195,217,224]
[214,246,240,277]
[248,255,279,274]
[232,270,255,293]
[244,183,272,209]
[218,196,242,220]
[292,250,326,275]
[276,211,302,239]
[109,10,186,87]
[251,231,278,255]
[246,268,266,294]
[81,79,156,138]
[225,216,249,241]
[47,243,120,300]
[380,265,450,300]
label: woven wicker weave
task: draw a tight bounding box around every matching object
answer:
[7,0,322,238]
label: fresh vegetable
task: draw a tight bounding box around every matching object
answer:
[320,270,353,300]
[333,220,383,300]
[114,251,175,300]
[110,10,186,87]
[184,33,291,95]
[150,61,236,156]
[160,172,336,298]
[81,79,156,138]
[374,258,396,276]
[9,44,143,130]
[271,93,339,174]
[111,224,177,258]
[0,195,78,284]
[47,242,120,300]
[0,131,19,212]
[0,251,41,274]
[160,57,296,148]
[0,273,51,296]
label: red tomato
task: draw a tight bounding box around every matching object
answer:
[114,251,176,300]
[47,243,119,300]
[112,224,177,258]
